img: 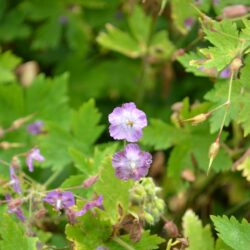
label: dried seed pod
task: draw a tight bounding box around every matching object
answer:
[208,140,220,173]
[222,5,249,19]
[82,175,99,188]
[230,57,243,72]
[184,113,211,126]
[164,221,179,238]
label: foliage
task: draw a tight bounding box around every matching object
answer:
[1,0,250,250]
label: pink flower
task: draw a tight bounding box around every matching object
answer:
[108,103,147,142]
[26,148,45,172]
[112,144,152,181]
[44,190,75,211]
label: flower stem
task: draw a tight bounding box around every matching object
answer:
[218,72,234,139]
[44,168,63,187]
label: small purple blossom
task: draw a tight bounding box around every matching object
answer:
[96,247,109,250]
[75,195,103,217]
[184,17,194,30]
[193,0,202,5]
[112,144,152,181]
[212,0,219,5]
[27,120,43,135]
[219,67,231,78]
[9,167,21,194]
[108,102,147,142]
[26,148,45,172]
[58,15,68,25]
[6,195,25,221]
[44,190,75,211]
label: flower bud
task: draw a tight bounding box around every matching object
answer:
[0,142,23,150]
[184,113,210,126]
[10,115,33,130]
[209,141,220,160]
[164,221,179,238]
[208,140,220,173]
[82,175,99,188]
[230,57,243,72]
[144,212,154,225]
[0,127,4,138]
[155,198,165,212]
[181,169,195,182]
[16,61,39,87]
[222,5,249,19]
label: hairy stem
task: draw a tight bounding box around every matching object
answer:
[218,72,234,139]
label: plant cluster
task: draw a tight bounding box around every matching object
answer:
[1,0,250,250]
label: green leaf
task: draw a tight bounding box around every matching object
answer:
[94,157,133,223]
[61,174,90,197]
[211,215,250,250]
[71,99,105,145]
[0,51,21,84]
[69,144,117,178]
[39,122,76,169]
[183,210,214,250]
[96,24,142,58]
[236,155,250,182]
[142,119,182,150]
[0,7,30,41]
[205,79,241,133]
[240,54,250,89]
[215,238,233,250]
[106,231,165,250]
[32,17,62,49]
[200,19,240,71]
[66,213,112,250]
[143,117,232,175]
[128,5,151,45]
[26,73,71,128]
[149,31,175,60]
[171,0,196,34]
[0,214,38,250]
[0,83,24,126]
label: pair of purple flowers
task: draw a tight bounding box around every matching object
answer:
[43,190,103,223]
[109,102,152,181]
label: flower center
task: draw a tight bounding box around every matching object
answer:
[126,120,134,127]
[130,161,137,169]
[56,199,62,210]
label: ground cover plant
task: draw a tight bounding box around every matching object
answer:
[1,0,250,249]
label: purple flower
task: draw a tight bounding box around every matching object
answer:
[184,17,194,30]
[108,102,147,142]
[6,195,25,221]
[193,0,202,5]
[9,167,21,194]
[75,195,103,217]
[27,120,43,135]
[212,0,219,5]
[26,148,45,172]
[44,190,75,210]
[219,67,231,78]
[96,247,109,250]
[112,144,152,181]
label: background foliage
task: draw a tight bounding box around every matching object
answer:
[1,0,250,249]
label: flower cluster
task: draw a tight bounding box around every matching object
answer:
[129,177,165,225]
[4,147,45,221]
[109,102,152,181]
[3,146,103,224]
